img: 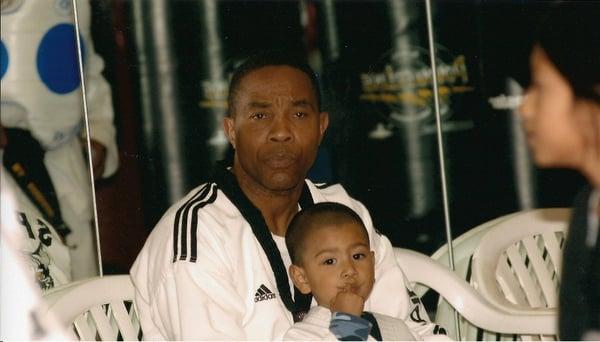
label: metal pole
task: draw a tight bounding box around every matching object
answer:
[424,0,460,339]
[71,0,103,277]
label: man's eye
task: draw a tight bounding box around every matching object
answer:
[294,112,307,118]
[323,258,336,265]
[353,253,366,260]
[251,112,266,119]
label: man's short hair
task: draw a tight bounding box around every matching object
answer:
[227,50,322,116]
[285,202,368,265]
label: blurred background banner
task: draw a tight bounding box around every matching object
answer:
[54,0,585,273]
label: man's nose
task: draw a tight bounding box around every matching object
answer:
[269,114,292,142]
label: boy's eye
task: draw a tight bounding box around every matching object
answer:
[323,258,336,265]
[353,253,366,260]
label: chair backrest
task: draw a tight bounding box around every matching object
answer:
[470,208,570,340]
[420,212,520,339]
[471,208,569,311]
[393,247,557,337]
[43,275,141,341]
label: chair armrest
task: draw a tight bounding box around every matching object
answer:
[394,248,557,335]
[43,275,135,325]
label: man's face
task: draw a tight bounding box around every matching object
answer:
[291,222,375,309]
[223,65,328,193]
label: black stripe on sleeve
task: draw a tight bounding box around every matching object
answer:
[189,184,218,262]
[179,184,212,261]
[172,184,210,262]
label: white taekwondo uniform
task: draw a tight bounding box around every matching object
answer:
[131,165,442,340]
[1,163,71,291]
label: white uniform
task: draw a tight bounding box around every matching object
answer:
[1,164,71,291]
[131,166,443,340]
[1,167,73,340]
[1,0,118,279]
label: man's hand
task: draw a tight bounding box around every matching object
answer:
[329,284,365,317]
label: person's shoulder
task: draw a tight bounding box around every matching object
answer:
[136,179,245,265]
[135,182,222,256]
[164,182,220,216]
[307,180,351,200]
[307,180,367,213]
[156,181,236,233]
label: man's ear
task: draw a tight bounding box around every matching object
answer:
[223,116,236,149]
[318,111,329,144]
[289,265,311,295]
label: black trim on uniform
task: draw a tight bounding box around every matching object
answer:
[361,312,382,341]
[314,182,332,190]
[213,163,313,320]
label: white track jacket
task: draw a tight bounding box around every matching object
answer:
[131,166,444,340]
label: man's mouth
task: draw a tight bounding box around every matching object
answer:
[264,152,296,169]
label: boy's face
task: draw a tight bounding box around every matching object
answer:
[289,222,375,309]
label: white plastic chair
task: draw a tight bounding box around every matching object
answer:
[394,248,557,336]
[43,228,562,341]
[414,212,520,340]
[43,275,141,341]
[470,208,570,340]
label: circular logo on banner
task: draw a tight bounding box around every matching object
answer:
[0,0,24,14]
[36,23,86,94]
[360,44,473,122]
[0,40,8,80]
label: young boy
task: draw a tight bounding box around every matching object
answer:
[284,202,450,341]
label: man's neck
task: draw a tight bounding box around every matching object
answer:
[232,166,303,237]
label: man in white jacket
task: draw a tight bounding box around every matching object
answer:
[131,50,443,340]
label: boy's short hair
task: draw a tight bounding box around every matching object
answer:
[285,202,368,265]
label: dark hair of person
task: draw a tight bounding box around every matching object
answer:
[535,1,600,103]
[285,202,368,265]
[227,50,322,116]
